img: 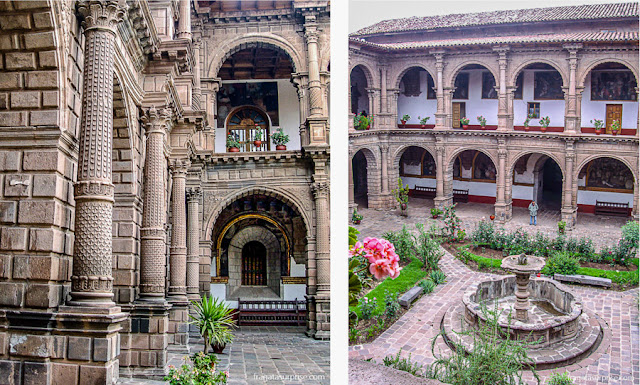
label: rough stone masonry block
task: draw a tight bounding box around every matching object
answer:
[67,336,91,361]
[26,283,60,308]
[29,228,65,253]
[30,110,59,126]
[0,255,9,279]
[1,227,27,250]
[52,363,79,385]
[10,91,40,108]
[9,334,52,358]
[23,150,58,171]
[18,200,59,225]
[32,174,59,198]
[26,70,57,89]
[0,151,19,171]
[23,361,50,385]
[0,201,17,223]
[0,360,22,385]
[92,337,112,362]
[13,255,57,280]
[4,174,30,197]
[0,14,31,30]
[24,31,56,50]
[0,282,24,306]
[0,111,27,127]
[0,73,21,90]
[5,52,36,70]
[79,364,112,385]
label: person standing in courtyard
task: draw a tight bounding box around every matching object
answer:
[529,200,539,226]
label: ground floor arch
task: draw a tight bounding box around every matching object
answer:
[576,157,635,216]
[350,65,371,115]
[352,148,380,208]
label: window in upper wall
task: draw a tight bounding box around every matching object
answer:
[528,102,540,118]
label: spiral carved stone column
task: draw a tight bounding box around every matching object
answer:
[69,0,124,307]
[186,187,202,300]
[312,178,330,339]
[139,107,171,301]
[169,160,189,301]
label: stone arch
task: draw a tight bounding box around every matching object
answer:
[508,58,568,88]
[204,186,312,242]
[391,144,437,182]
[349,62,376,88]
[351,147,379,208]
[446,60,499,89]
[394,63,437,90]
[574,154,637,184]
[508,150,566,180]
[206,33,304,79]
[447,147,498,171]
[577,58,639,88]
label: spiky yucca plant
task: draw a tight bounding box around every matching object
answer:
[189,296,236,353]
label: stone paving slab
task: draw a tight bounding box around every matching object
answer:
[119,327,329,385]
[349,248,639,385]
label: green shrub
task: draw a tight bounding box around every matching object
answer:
[414,223,443,271]
[383,225,416,263]
[471,220,496,245]
[384,290,401,318]
[165,352,228,385]
[430,270,446,285]
[383,349,423,376]
[419,279,436,294]
[478,259,491,270]
[358,296,377,319]
[548,372,574,385]
[542,252,580,276]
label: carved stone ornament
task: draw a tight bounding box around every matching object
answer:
[77,0,126,32]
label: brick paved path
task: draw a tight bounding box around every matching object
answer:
[353,198,628,250]
[349,249,639,385]
[119,327,329,385]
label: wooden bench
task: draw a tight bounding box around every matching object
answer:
[237,298,307,326]
[594,201,629,217]
[413,185,436,199]
[453,189,469,203]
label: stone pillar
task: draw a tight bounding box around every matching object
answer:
[366,88,378,127]
[69,0,124,307]
[380,144,389,193]
[312,157,330,339]
[186,187,202,301]
[506,87,515,130]
[176,0,191,40]
[633,179,639,220]
[434,52,446,129]
[495,47,509,131]
[348,150,356,211]
[168,160,189,301]
[434,143,450,209]
[495,140,510,223]
[292,74,309,145]
[561,140,577,229]
[390,89,400,127]
[193,38,202,109]
[636,87,640,137]
[563,44,582,133]
[305,17,322,117]
[380,65,388,113]
[443,87,454,128]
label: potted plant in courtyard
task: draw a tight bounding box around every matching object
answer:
[591,118,604,135]
[611,119,620,135]
[253,126,264,147]
[189,295,236,354]
[271,127,289,150]
[418,116,430,129]
[352,208,363,225]
[226,134,241,153]
[523,114,533,131]
[477,115,487,129]
[558,220,566,234]
[392,178,409,216]
[431,207,443,219]
[539,116,550,132]
[460,117,470,129]
[401,114,410,127]
[490,214,495,221]
[353,112,372,130]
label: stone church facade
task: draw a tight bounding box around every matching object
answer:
[0,0,329,384]
[349,3,638,228]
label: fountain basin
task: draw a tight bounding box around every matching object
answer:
[461,276,582,347]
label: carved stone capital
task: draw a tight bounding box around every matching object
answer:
[77,0,125,33]
[312,181,329,199]
[170,159,190,176]
[142,105,172,135]
[186,187,202,202]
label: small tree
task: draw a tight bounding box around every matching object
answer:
[441,203,462,242]
[392,178,409,216]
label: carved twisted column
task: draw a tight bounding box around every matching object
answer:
[562,141,577,229]
[186,187,202,300]
[495,141,509,223]
[168,160,189,301]
[495,47,509,131]
[564,44,582,133]
[434,52,446,129]
[139,107,171,301]
[177,0,191,40]
[305,17,322,117]
[380,65,388,113]
[69,1,124,307]
[312,177,330,337]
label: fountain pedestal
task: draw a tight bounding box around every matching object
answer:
[501,254,546,323]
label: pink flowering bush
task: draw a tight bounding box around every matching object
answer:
[164,352,228,385]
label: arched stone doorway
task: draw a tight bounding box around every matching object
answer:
[353,150,369,208]
[449,150,497,204]
[398,146,437,202]
[350,65,370,115]
[577,157,635,216]
[450,64,498,129]
[511,153,563,211]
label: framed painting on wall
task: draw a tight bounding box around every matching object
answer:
[426,74,436,99]
[481,72,498,99]
[534,71,564,100]
[453,73,469,99]
[514,73,523,100]
[591,71,638,101]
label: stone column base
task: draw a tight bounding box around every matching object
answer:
[168,301,189,352]
[314,293,330,340]
[561,207,578,230]
[494,202,512,224]
[434,196,453,210]
[119,301,171,380]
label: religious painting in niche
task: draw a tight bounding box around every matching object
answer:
[585,158,633,190]
[217,82,279,128]
[453,73,469,99]
[482,72,497,99]
[472,153,496,181]
[514,73,523,99]
[402,68,421,97]
[427,74,436,99]
[591,71,638,101]
[422,152,436,176]
[400,147,424,176]
[534,72,563,100]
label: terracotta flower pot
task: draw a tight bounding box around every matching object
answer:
[490,215,495,221]
[228,147,240,152]
[541,127,547,132]
[612,130,618,136]
[595,129,602,135]
[276,145,287,150]
[481,126,486,130]
[400,120,406,127]
[354,220,361,225]
[432,215,438,219]
[462,125,469,129]
[524,126,530,131]
[421,125,426,129]
[253,140,262,147]
[211,343,226,354]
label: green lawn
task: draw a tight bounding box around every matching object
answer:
[350,258,427,317]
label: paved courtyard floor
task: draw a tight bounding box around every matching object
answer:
[119,327,329,385]
[349,249,639,385]
[352,198,629,249]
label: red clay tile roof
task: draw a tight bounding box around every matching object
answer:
[350,31,639,50]
[351,2,639,37]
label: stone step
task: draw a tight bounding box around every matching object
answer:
[399,286,423,308]
[554,274,612,288]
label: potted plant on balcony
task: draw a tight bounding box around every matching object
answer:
[523,114,533,131]
[589,119,603,135]
[418,116,430,129]
[226,134,241,152]
[271,127,290,150]
[353,112,372,130]
[611,119,620,135]
[189,295,236,354]
[401,114,410,127]
[431,207,443,219]
[539,116,550,132]
[253,126,264,147]
[352,208,363,225]
[460,117,469,129]
[477,115,487,129]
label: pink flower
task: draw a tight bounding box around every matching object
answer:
[224,371,230,377]
[369,259,391,279]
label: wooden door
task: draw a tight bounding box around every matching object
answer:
[605,104,622,134]
[452,102,466,128]
[242,241,267,286]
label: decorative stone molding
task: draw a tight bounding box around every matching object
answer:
[77,0,125,32]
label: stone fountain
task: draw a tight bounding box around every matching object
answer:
[442,253,605,368]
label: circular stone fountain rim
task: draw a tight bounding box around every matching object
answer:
[500,254,546,274]
[462,276,583,331]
